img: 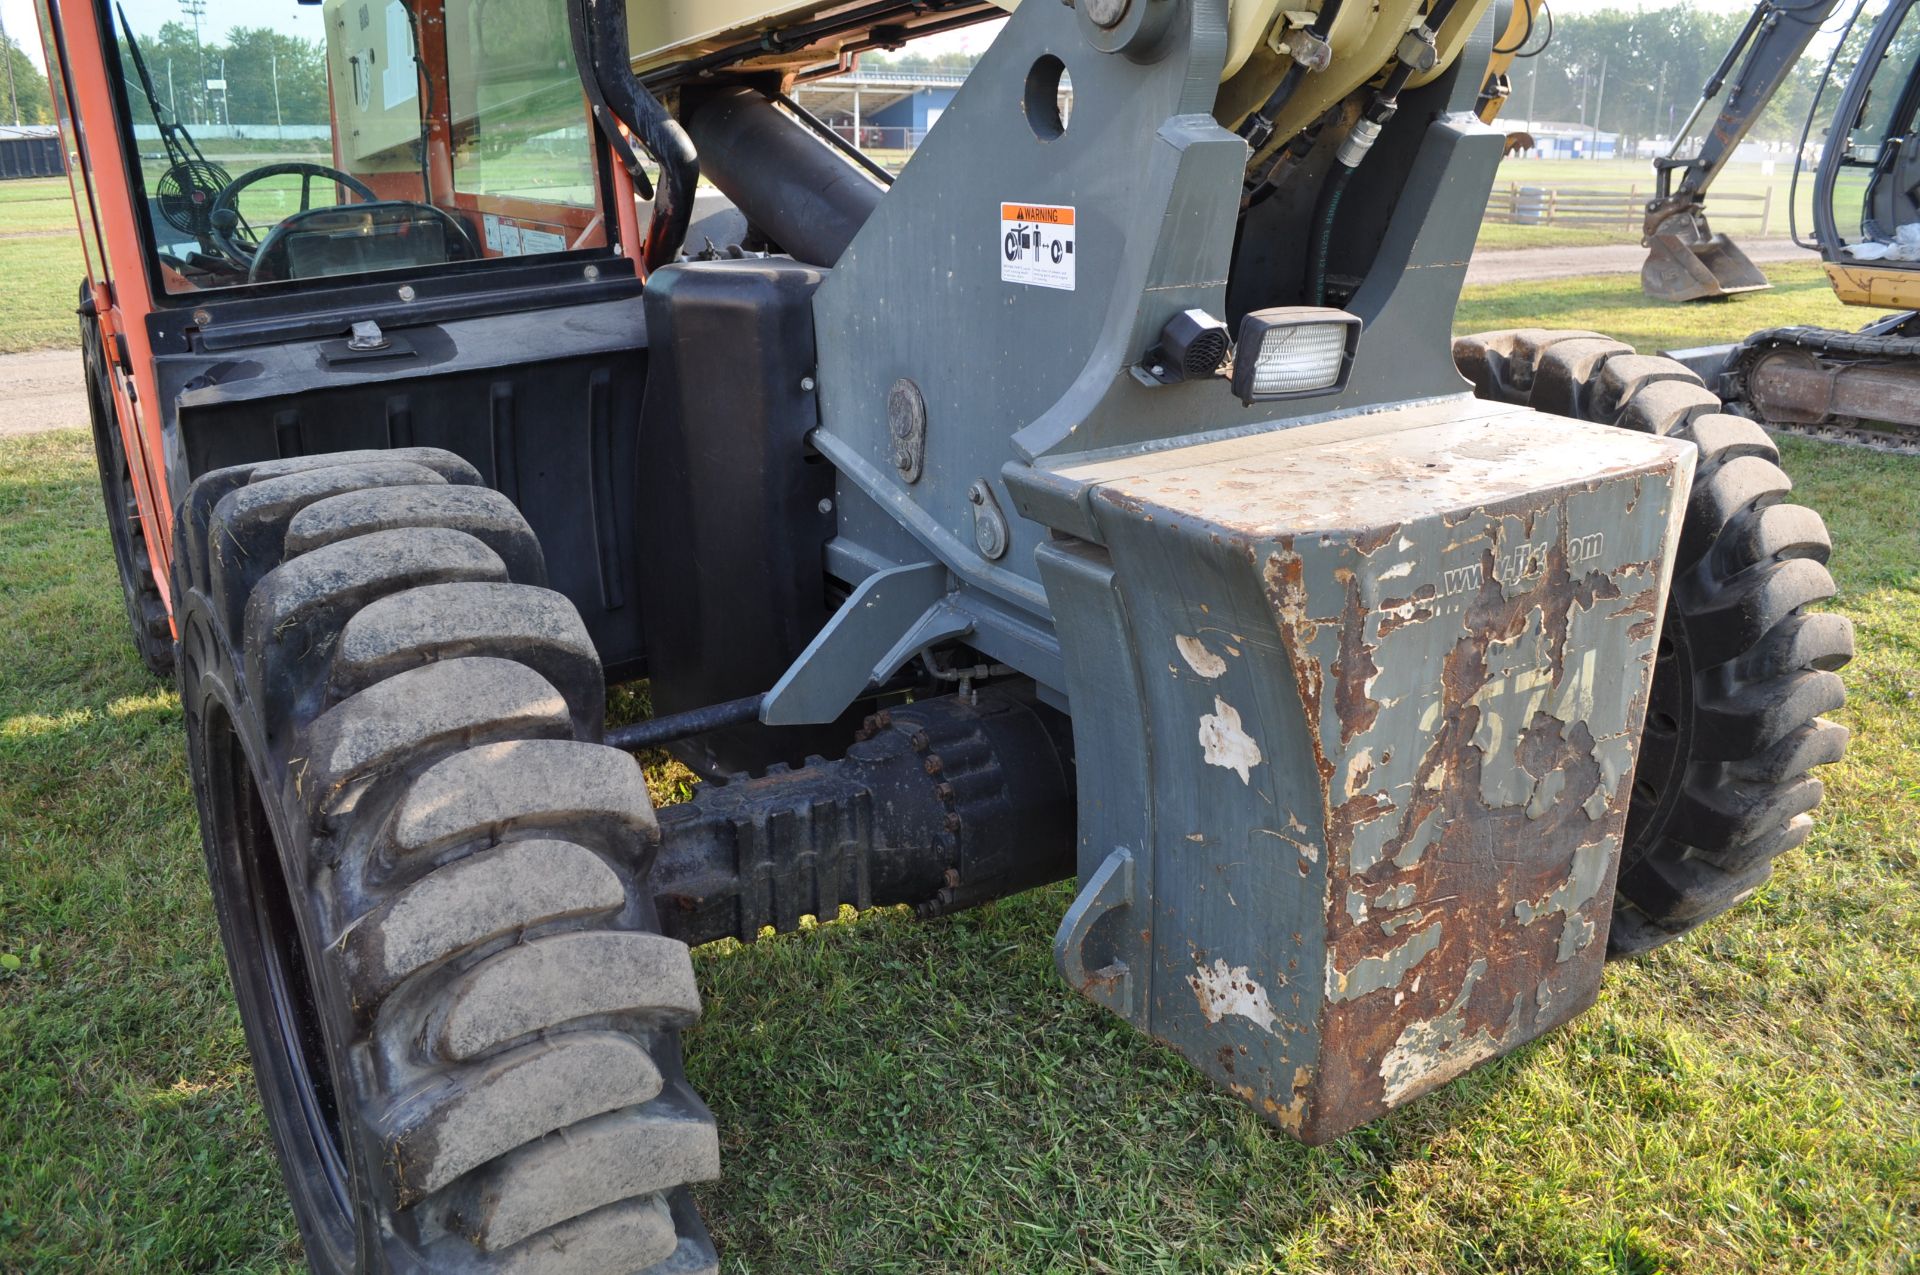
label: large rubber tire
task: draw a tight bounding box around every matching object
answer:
[170,447,720,1273]
[1454,331,1853,957]
[81,302,174,679]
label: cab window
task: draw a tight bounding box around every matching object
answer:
[107,0,609,293]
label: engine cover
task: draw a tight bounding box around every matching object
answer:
[1038,396,1693,1141]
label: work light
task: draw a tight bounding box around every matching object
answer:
[1231,307,1363,404]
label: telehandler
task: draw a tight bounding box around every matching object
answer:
[30,0,1852,1268]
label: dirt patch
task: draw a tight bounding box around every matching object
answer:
[1467,238,1817,287]
[0,349,88,438]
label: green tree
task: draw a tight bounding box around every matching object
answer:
[219,27,328,128]
[2,33,54,125]
[1503,4,1836,151]
[118,21,220,128]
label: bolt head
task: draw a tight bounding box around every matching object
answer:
[397,285,417,302]
[801,376,817,392]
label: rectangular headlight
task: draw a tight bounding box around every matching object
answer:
[1231,307,1363,405]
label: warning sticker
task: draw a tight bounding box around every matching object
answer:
[1000,202,1075,291]
[483,214,569,258]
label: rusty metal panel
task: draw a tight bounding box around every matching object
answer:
[1043,398,1693,1141]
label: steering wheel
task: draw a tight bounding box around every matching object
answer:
[210,163,380,267]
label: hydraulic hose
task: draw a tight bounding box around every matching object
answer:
[1303,0,1462,303]
[1239,0,1345,154]
[1308,165,1355,306]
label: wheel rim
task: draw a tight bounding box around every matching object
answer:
[203,703,356,1256]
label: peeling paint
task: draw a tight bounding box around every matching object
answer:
[1264,1066,1313,1134]
[1198,697,1263,784]
[1514,837,1612,927]
[1379,910,1419,935]
[1378,959,1520,1105]
[1055,400,1687,1143]
[1558,912,1597,962]
[1328,921,1442,1002]
[1585,735,1635,820]
[1255,826,1320,865]
[1343,747,1375,800]
[1525,767,1568,820]
[1392,808,1444,869]
[1188,959,1281,1034]
[1176,634,1229,679]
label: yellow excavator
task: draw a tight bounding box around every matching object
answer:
[1642,0,1920,447]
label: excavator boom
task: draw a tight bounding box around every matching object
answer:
[1641,0,1849,301]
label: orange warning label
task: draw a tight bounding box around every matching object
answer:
[1000,202,1076,290]
[1001,203,1075,225]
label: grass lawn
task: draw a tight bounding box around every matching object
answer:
[1456,261,1899,354]
[2,181,1918,1271]
[1477,156,1821,251]
[4,423,1917,1273]
[0,180,88,355]
[0,180,86,235]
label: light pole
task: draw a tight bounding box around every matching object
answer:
[180,0,207,124]
[0,5,22,127]
[1590,56,1609,161]
[272,52,283,140]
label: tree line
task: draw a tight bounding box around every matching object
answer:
[3,34,54,126]
[1502,2,1876,151]
[118,23,328,129]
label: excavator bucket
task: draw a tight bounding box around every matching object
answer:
[1642,220,1771,302]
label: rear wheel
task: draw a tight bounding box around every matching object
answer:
[81,303,173,678]
[1454,330,1853,956]
[172,447,719,1272]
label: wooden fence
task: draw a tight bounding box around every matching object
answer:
[1483,184,1774,234]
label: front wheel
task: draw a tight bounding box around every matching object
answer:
[1454,330,1853,956]
[172,446,720,1272]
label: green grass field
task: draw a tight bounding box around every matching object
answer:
[1474,155,1824,251]
[1455,261,1896,354]
[2,176,1918,1272]
[0,182,89,355]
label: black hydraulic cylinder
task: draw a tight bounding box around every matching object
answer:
[684,87,885,268]
[607,695,765,752]
[648,690,1076,948]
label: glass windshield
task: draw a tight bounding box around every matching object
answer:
[448,0,596,209]
[1821,0,1920,244]
[109,0,607,294]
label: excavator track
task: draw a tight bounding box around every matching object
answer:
[1720,322,1920,455]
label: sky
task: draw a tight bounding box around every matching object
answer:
[2,0,319,73]
[2,0,46,72]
